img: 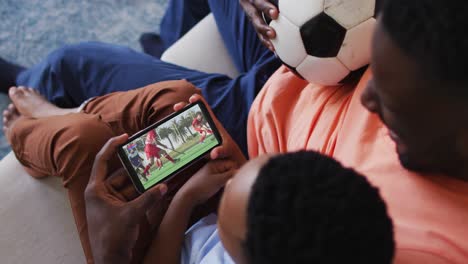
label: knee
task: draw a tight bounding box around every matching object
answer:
[155,80,200,105]
[167,80,201,104]
[142,80,201,120]
[45,42,108,69]
[58,114,113,154]
[54,115,114,179]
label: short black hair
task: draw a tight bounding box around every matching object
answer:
[245,151,395,264]
[382,0,468,96]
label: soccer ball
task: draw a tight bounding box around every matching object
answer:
[264,0,380,86]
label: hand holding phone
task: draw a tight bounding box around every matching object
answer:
[86,134,167,263]
[118,101,223,193]
[177,159,237,206]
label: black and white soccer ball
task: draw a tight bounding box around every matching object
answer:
[264,0,380,86]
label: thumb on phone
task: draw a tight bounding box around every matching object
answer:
[91,134,129,183]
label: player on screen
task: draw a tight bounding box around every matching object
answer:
[143,130,177,177]
[126,143,147,180]
[192,112,213,143]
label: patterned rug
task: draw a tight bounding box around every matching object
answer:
[0,0,168,159]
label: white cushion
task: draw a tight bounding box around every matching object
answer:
[161,14,240,79]
[0,152,85,264]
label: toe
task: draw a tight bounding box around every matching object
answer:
[8,103,18,115]
[9,86,26,100]
[3,109,10,118]
[8,86,17,97]
[16,86,27,95]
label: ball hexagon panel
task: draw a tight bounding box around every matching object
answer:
[300,12,346,58]
[337,18,376,71]
[278,0,324,27]
[296,56,350,86]
[324,0,375,29]
[270,14,307,67]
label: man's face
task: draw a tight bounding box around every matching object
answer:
[361,19,465,175]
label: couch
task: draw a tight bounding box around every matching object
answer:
[0,14,239,264]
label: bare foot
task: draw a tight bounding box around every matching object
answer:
[8,86,78,118]
[2,102,48,178]
[3,103,20,145]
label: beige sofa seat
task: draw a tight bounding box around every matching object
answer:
[0,13,239,264]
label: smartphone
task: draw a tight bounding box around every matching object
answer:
[118,101,223,193]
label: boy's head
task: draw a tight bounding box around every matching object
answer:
[361,0,468,177]
[217,151,395,264]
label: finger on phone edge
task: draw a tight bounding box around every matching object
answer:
[173,102,187,112]
[210,146,227,160]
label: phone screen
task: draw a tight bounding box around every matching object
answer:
[119,102,222,191]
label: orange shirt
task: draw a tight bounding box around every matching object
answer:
[247,66,468,264]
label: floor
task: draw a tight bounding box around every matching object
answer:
[0,0,168,159]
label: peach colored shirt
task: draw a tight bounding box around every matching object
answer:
[248,66,468,264]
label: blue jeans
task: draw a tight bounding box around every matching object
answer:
[16,0,281,155]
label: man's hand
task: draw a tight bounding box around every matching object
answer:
[85,134,168,264]
[240,0,279,51]
[178,160,237,206]
[173,94,247,167]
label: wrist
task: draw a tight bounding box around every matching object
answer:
[174,188,199,210]
[91,240,131,264]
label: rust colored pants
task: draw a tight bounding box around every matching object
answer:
[9,80,202,263]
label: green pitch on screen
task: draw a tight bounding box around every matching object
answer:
[143,136,218,189]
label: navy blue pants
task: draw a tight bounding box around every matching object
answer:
[15,0,281,155]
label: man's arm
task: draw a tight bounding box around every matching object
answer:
[143,189,195,264]
[143,160,236,264]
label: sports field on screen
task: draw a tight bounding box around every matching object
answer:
[143,135,218,189]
